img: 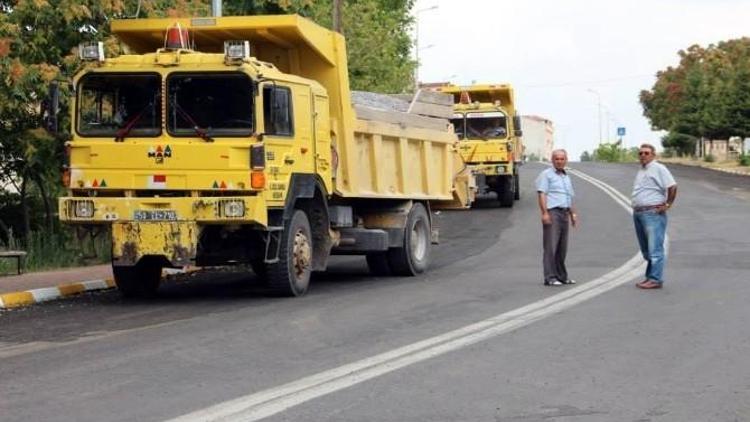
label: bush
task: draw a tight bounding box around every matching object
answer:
[704,154,716,163]
[739,153,750,166]
[0,228,111,274]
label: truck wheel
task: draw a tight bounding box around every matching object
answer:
[266,210,313,296]
[387,203,431,276]
[366,252,391,276]
[113,260,162,298]
[514,173,521,200]
[498,177,514,208]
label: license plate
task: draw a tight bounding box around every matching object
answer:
[133,210,178,221]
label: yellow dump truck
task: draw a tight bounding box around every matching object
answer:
[49,15,472,297]
[431,84,523,207]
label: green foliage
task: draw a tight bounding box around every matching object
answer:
[661,132,697,156]
[640,38,750,149]
[259,0,416,93]
[0,228,110,273]
[739,153,750,166]
[580,151,592,162]
[704,154,716,163]
[591,142,638,163]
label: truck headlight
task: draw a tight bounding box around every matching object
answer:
[219,199,245,218]
[496,165,506,174]
[72,200,95,218]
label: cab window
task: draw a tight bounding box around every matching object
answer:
[263,85,293,136]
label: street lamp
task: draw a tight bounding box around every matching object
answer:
[586,89,603,145]
[414,5,438,90]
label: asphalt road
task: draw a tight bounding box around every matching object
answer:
[1,162,749,422]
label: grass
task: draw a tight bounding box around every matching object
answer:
[0,228,111,275]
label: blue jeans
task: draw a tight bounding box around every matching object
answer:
[633,210,668,283]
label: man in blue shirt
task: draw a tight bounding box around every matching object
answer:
[535,149,578,286]
[631,143,677,290]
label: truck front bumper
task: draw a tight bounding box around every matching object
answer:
[59,195,268,266]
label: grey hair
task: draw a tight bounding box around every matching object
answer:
[639,143,656,153]
[551,149,568,158]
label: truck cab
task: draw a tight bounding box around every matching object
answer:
[433,84,523,207]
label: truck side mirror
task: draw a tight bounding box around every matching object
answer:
[513,115,523,137]
[43,82,60,134]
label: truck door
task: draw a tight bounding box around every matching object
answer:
[313,94,332,194]
[261,82,314,206]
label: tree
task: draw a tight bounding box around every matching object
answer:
[580,151,591,162]
[640,38,750,154]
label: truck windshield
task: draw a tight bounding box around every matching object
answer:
[450,113,465,140]
[167,73,254,137]
[465,111,508,140]
[77,73,161,138]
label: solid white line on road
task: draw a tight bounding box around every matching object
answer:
[166,170,647,422]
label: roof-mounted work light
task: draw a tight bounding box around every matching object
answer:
[79,42,104,62]
[224,40,251,61]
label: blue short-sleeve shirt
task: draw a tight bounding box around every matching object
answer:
[536,167,574,209]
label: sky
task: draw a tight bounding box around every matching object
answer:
[413,0,750,160]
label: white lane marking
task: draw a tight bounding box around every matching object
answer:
[166,169,646,422]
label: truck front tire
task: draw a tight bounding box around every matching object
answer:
[498,176,514,207]
[113,259,162,298]
[266,210,313,296]
[387,203,431,276]
[514,172,520,200]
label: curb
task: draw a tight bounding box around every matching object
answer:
[712,167,750,176]
[0,279,116,309]
[0,267,201,310]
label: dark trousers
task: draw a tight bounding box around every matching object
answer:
[543,208,569,282]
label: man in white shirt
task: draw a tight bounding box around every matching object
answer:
[631,143,677,289]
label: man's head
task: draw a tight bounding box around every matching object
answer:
[638,143,657,166]
[551,149,568,171]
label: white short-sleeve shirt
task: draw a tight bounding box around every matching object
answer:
[631,161,677,207]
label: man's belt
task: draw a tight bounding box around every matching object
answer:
[633,204,664,212]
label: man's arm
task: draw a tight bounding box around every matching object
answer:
[538,192,551,225]
[666,185,677,208]
[569,203,578,227]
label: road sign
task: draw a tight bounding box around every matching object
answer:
[617,127,626,137]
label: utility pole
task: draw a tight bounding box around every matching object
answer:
[587,89,603,145]
[333,0,342,33]
[414,5,438,91]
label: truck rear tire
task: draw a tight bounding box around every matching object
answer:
[387,203,431,276]
[113,260,162,298]
[266,210,313,296]
[498,176,514,208]
[366,252,392,276]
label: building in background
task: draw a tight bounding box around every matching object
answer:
[521,115,554,161]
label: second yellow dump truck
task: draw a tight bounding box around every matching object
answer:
[50,15,472,297]
[431,84,523,207]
